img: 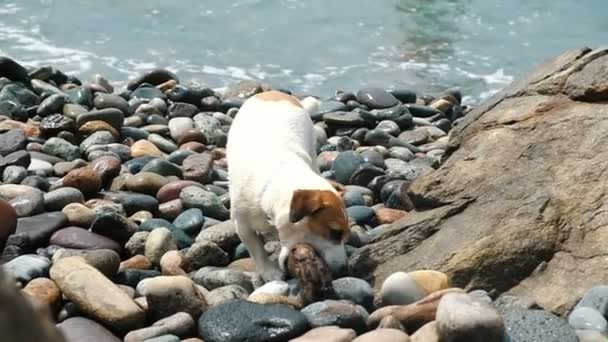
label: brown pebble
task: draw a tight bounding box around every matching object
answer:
[290,326,356,342]
[156,180,203,203]
[157,79,178,92]
[177,129,207,145]
[130,140,164,158]
[0,199,17,248]
[375,208,407,225]
[119,255,153,272]
[89,156,122,184]
[227,258,257,273]
[21,278,62,313]
[179,141,206,153]
[61,167,103,195]
[78,120,120,140]
[158,199,183,221]
[160,250,190,276]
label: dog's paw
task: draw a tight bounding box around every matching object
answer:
[260,265,285,282]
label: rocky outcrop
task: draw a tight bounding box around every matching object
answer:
[349,47,608,315]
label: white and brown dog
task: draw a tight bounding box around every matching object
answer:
[226,90,350,282]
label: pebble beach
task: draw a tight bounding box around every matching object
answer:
[0,56,607,342]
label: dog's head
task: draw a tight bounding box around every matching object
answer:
[278,189,350,277]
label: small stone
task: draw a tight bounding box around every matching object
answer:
[376,207,407,224]
[148,133,178,153]
[2,254,51,284]
[227,258,256,273]
[291,326,356,342]
[195,220,240,254]
[182,152,214,183]
[126,172,169,196]
[61,167,102,194]
[248,293,302,309]
[198,300,309,342]
[160,250,190,276]
[52,248,120,278]
[409,270,450,295]
[180,186,230,220]
[576,330,608,342]
[346,206,375,225]
[42,137,80,161]
[576,286,608,317]
[21,278,61,312]
[37,94,66,117]
[436,292,505,342]
[57,317,121,342]
[44,187,84,211]
[79,130,115,153]
[357,88,400,109]
[168,117,194,142]
[503,309,577,342]
[333,277,374,311]
[14,211,66,247]
[0,199,17,247]
[332,151,365,185]
[173,208,204,236]
[192,266,253,292]
[119,255,153,272]
[250,280,289,297]
[76,108,124,130]
[49,256,145,333]
[381,272,426,306]
[145,228,177,266]
[141,158,182,177]
[138,275,207,321]
[354,329,411,342]
[128,69,179,91]
[93,93,130,113]
[125,232,150,257]
[206,285,249,307]
[50,227,122,254]
[124,312,195,342]
[183,240,229,269]
[301,299,369,334]
[131,140,164,158]
[569,307,608,332]
[411,321,439,342]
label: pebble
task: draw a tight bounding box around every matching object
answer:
[291,326,357,342]
[120,255,153,272]
[182,152,214,183]
[2,254,51,284]
[52,248,120,278]
[131,139,165,158]
[192,266,253,292]
[576,286,608,317]
[346,205,376,225]
[380,271,427,306]
[503,309,577,342]
[356,87,400,109]
[145,228,178,266]
[332,151,365,184]
[173,208,205,235]
[43,187,84,211]
[50,227,122,253]
[21,277,62,312]
[93,93,130,114]
[14,211,67,247]
[139,275,207,321]
[49,256,145,333]
[61,167,103,194]
[183,240,230,269]
[124,312,195,342]
[126,172,169,195]
[180,186,230,220]
[333,277,374,311]
[250,280,289,297]
[301,300,369,334]
[568,307,608,332]
[198,300,309,342]
[57,317,121,342]
[160,250,190,275]
[354,329,411,342]
[206,284,249,307]
[435,292,505,342]
[76,108,124,130]
[125,231,150,257]
[576,330,608,342]
[0,199,17,247]
[411,321,439,342]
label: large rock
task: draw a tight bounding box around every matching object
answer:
[349,47,608,314]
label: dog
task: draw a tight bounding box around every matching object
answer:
[226,90,350,282]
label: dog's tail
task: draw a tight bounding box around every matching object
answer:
[299,96,321,115]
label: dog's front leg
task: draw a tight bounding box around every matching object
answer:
[234,217,284,282]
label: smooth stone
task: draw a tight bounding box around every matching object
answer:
[346,206,375,225]
[205,284,249,307]
[167,150,195,165]
[398,130,429,146]
[4,150,33,172]
[52,248,120,278]
[126,172,169,196]
[311,100,349,120]
[342,190,367,208]
[323,110,367,127]
[193,113,226,146]
[57,317,121,342]
[42,137,80,161]
[349,163,385,187]
[37,94,66,117]
[576,286,608,317]
[354,329,411,342]
[158,199,184,223]
[115,269,160,288]
[436,293,505,342]
[409,270,450,295]
[0,56,28,81]
[145,228,177,266]
[569,307,608,332]
[79,131,115,153]
[93,93,129,113]
[139,275,207,321]
[50,256,145,333]
[2,254,51,284]
[2,165,26,184]
[125,156,155,174]
[0,129,25,157]
[99,191,159,215]
[160,250,190,276]
[124,312,195,342]
[173,208,204,236]
[21,175,50,191]
[503,309,577,342]
[76,108,123,130]
[356,88,399,109]
[365,130,421,153]
[0,199,17,247]
[390,89,417,104]
[168,117,194,141]
[120,254,153,272]
[61,166,102,194]
[180,186,229,220]
[167,102,198,118]
[332,151,365,184]
[0,83,39,107]
[62,103,88,120]
[576,330,608,342]
[131,140,165,158]
[125,232,150,257]
[21,277,61,312]
[156,180,203,203]
[198,300,309,342]
[128,69,178,90]
[148,133,178,153]
[291,326,357,342]
[411,321,440,342]
[406,104,443,118]
[14,211,66,247]
[194,220,239,254]
[333,277,374,311]
[0,184,45,217]
[301,299,369,334]
[192,266,253,292]
[139,218,175,232]
[64,86,92,107]
[381,272,426,306]
[384,158,434,182]
[50,227,122,253]
[389,146,415,162]
[182,152,214,183]
[43,187,83,211]
[89,209,133,244]
[141,158,182,178]
[183,240,229,269]
[250,280,289,297]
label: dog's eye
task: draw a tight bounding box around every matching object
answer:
[329,228,343,241]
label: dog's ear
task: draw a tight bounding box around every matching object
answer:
[289,189,324,223]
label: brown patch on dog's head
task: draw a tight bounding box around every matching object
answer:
[289,189,349,243]
[255,90,303,108]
